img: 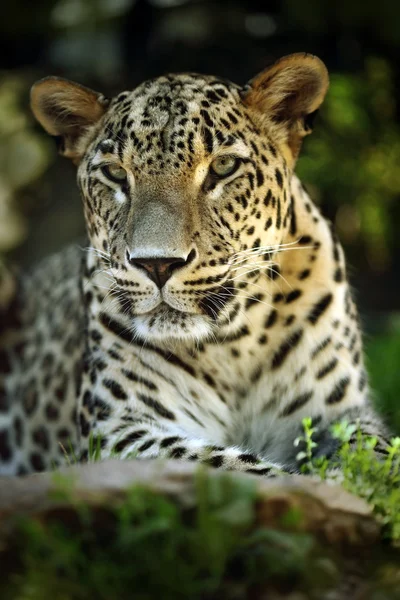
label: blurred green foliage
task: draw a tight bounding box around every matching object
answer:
[1,474,336,600]
[367,326,400,432]
[298,57,400,272]
[0,75,54,253]
[282,0,400,47]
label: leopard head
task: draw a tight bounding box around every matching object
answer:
[31,54,328,343]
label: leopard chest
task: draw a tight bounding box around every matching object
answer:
[84,320,307,451]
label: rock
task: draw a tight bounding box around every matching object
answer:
[0,459,380,546]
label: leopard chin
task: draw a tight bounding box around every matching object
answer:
[132,304,213,343]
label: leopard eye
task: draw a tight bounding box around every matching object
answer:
[210,156,239,178]
[101,164,127,183]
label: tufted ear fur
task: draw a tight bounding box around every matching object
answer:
[242,53,329,165]
[30,77,110,163]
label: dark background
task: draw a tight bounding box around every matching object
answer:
[0,1,399,345]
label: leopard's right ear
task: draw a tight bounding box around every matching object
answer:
[30,77,110,163]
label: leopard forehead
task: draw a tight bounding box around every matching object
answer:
[91,73,254,167]
[110,73,242,123]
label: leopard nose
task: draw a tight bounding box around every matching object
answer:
[127,250,196,289]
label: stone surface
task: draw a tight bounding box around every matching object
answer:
[0,459,380,545]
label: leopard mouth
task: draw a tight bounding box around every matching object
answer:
[133,302,213,341]
[147,302,190,321]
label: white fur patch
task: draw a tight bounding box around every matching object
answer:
[114,189,126,204]
[133,309,213,343]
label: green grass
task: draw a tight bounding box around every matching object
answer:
[1,472,338,600]
[367,330,400,433]
[296,417,400,542]
[2,463,400,599]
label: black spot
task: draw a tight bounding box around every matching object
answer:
[0,350,11,374]
[138,439,155,452]
[298,269,311,280]
[266,265,280,280]
[307,293,333,325]
[271,329,304,369]
[218,325,249,343]
[202,127,214,154]
[289,195,297,235]
[206,90,220,103]
[246,467,273,475]
[137,394,175,420]
[245,293,264,310]
[284,315,295,327]
[108,348,122,360]
[279,391,313,417]
[90,329,102,343]
[256,168,264,187]
[0,383,10,413]
[227,111,238,124]
[264,217,273,231]
[238,453,259,464]
[276,197,282,229]
[45,403,59,421]
[149,345,196,378]
[298,235,313,245]
[79,412,91,437]
[30,452,45,472]
[205,454,224,468]
[204,373,216,387]
[160,436,182,448]
[95,397,112,420]
[273,293,284,303]
[334,267,344,283]
[325,377,351,405]
[32,426,50,451]
[114,430,146,453]
[311,336,332,359]
[13,416,24,447]
[264,190,272,207]
[316,358,338,379]
[0,429,12,461]
[169,446,186,459]
[99,313,134,343]
[285,289,302,304]
[57,427,71,441]
[275,168,283,188]
[248,172,255,189]
[264,309,278,329]
[121,368,158,391]
[250,365,262,383]
[23,389,38,416]
[103,379,128,400]
[55,382,67,403]
[82,390,94,414]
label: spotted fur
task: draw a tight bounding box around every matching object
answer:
[0,53,390,476]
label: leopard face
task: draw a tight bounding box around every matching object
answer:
[31,54,329,342]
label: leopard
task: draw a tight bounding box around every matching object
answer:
[0,53,390,477]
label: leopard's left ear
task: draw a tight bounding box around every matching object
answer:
[30,77,110,163]
[242,53,329,165]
